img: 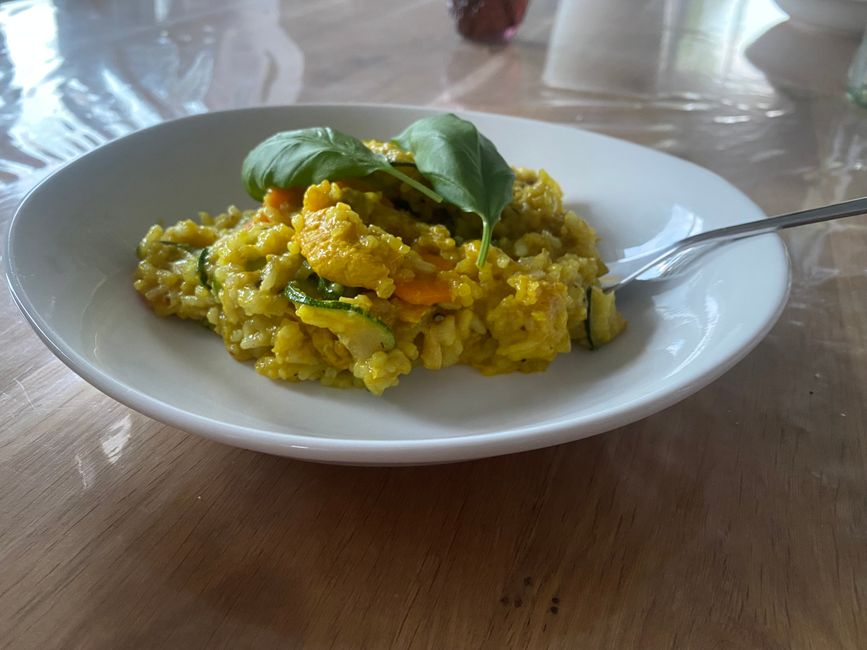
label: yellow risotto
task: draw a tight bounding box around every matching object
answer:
[134,140,625,394]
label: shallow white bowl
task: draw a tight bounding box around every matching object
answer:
[5,105,790,465]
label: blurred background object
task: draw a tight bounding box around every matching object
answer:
[449,0,529,42]
[745,18,860,94]
[774,0,867,32]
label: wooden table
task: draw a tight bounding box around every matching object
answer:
[2,0,866,647]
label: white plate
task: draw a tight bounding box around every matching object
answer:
[5,105,790,465]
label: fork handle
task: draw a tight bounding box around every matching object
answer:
[682,196,867,248]
[603,196,867,293]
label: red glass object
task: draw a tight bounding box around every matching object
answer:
[449,0,529,43]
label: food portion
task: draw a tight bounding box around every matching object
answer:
[134,114,625,394]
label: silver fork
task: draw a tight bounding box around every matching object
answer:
[600,197,867,293]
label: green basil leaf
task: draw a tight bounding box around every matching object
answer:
[241,127,442,203]
[393,113,515,266]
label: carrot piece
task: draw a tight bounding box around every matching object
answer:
[394,278,452,305]
[264,186,303,210]
[241,211,271,230]
[418,251,454,270]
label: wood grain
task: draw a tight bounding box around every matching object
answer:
[1,0,866,647]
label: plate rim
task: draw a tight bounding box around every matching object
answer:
[4,103,792,464]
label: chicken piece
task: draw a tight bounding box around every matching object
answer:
[294,184,406,298]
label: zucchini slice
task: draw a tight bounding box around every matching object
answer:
[197,247,211,289]
[158,240,198,253]
[585,286,626,349]
[152,240,212,290]
[284,281,395,356]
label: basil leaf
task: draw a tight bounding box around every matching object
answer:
[393,113,514,266]
[241,127,442,203]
